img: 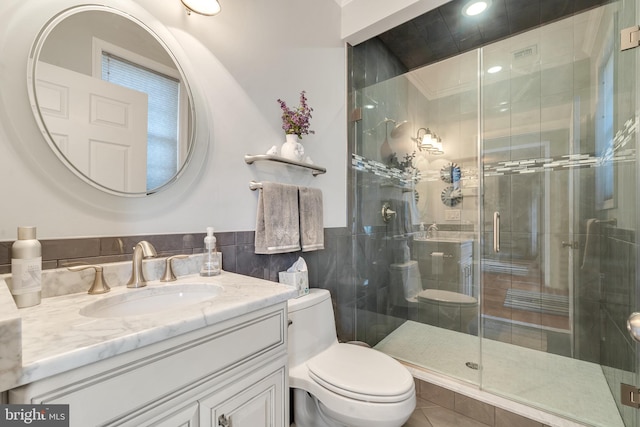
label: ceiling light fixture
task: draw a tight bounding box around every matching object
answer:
[487,65,502,74]
[463,0,491,17]
[182,0,221,16]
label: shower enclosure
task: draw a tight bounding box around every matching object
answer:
[347,1,639,426]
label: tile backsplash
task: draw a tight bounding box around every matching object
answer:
[0,228,356,338]
[0,229,346,278]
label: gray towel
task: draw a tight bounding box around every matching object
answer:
[581,218,599,272]
[255,182,301,254]
[299,186,324,251]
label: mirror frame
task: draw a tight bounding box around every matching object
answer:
[27,4,197,197]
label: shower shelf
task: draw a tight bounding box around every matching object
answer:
[244,154,326,176]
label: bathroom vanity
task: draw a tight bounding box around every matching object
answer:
[413,237,473,296]
[0,268,296,426]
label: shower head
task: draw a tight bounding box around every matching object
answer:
[364,118,411,138]
[390,120,411,138]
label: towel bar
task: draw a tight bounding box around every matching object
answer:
[244,154,326,176]
[249,181,262,191]
[595,218,617,226]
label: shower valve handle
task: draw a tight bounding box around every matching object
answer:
[381,203,396,223]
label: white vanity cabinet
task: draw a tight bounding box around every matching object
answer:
[9,303,289,427]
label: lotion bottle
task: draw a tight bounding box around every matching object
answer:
[10,226,42,308]
[200,227,221,276]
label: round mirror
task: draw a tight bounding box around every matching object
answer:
[28,5,195,196]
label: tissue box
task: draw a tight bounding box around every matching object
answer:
[278,271,309,297]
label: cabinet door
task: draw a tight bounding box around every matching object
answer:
[200,367,286,427]
[114,402,198,427]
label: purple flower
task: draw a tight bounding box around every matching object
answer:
[277,91,315,139]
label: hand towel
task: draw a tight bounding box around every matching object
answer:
[581,218,599,272]
[431,252,444,275]
[255,182,301,254]
[298,186,324,251]
[402,190,420,234]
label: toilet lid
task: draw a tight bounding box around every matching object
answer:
[417,289,477,305]
[306,344,414,403]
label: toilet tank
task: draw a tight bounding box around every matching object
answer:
[287,289,338,367]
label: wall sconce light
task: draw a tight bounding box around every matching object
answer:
[182,0,221,16]
[413,127,434,151]
[430,135,444,155]
[413,127,445,155]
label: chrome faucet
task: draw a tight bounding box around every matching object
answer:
[126,241,157,288]
[427,223,439,239]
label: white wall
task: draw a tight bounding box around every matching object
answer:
[0,0,346,240]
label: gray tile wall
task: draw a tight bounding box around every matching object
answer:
[0,228,356,339]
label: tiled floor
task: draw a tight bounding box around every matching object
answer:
[404,380,552,427]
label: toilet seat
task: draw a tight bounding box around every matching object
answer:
[417,289,477,306]
[306,343,414,403]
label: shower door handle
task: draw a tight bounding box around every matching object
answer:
[627,312,640,343]
[493,212,500,253]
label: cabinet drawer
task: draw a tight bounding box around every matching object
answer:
[11,304,286,427]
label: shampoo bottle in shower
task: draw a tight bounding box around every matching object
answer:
[10,226,42,308]
[200,227,221,276]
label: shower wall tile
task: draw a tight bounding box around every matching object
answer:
[511,174,542,233]
[483,175,511,230]
[573,297,601,363]
[235,244,269,279]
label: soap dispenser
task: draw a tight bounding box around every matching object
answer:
[10,226,42,308]
[200,227,221,276]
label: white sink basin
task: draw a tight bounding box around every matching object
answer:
[79,283,224,318]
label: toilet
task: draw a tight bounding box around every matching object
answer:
[287,289,416,427]
[389,260,478,333]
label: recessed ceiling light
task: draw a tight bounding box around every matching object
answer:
[463,0,491,17]
[487,65,502,74]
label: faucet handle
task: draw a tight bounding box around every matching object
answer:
[67,264,111,295]
[161,255,189,282]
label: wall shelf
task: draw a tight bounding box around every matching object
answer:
[244,154,326,176]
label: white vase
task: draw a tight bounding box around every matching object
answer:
[280,134,304,161]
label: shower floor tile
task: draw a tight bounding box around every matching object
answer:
[376,320,623,427]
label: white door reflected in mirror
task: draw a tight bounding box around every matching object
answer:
[37,61,148,193]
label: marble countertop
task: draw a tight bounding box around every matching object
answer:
[0,269,296,392]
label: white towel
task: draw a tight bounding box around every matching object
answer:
[431,252,444,275]
[298,186,324,252]
[581,218,599,272]
[255,182,301,254]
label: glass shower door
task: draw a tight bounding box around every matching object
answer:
[481,1,639,425]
